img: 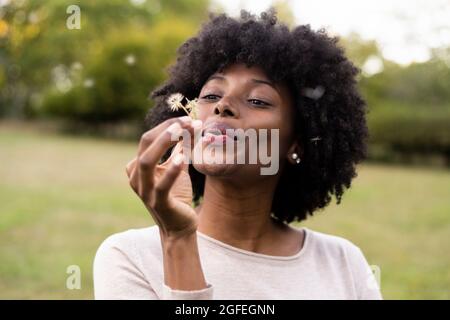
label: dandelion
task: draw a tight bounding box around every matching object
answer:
[185,97,199,119]
[167,93,184,111]
[166,92,199,119]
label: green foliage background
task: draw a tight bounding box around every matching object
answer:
[1,0,206,122]
[0,0,449,300]
[1,1,449,163]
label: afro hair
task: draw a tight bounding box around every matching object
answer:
[144,9,369,223]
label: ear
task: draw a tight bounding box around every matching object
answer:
[286,140,303,165]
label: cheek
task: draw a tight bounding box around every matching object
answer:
[262,109,293,133]
[197,102,212,121]
[232,112,291,160]
[264,110,295,156]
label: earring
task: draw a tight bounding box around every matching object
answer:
[291,153,301,164]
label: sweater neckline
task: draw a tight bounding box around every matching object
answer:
[196,226,310,261]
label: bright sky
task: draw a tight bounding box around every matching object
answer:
[212,0,450,65]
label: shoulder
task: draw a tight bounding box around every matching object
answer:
[303,227,364,259]
[301,227,372,277]
[97,225,160,248]
[94,225,161,263]
[303,227,382,299]
[93,225,162,299]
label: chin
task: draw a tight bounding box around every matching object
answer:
[193,161,240,177]
[193,162,267,184]
[190,140,261,178]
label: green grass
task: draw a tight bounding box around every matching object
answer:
[1,121,449,299]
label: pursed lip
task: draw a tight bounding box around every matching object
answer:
[201,121,237,138]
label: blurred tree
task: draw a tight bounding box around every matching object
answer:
[364,53,450,107]
[41,16,197,123]
[272,0,295,28]
[339,34,450,163]
[340,33,382,69]
[1,0,449,163]
[0,0,207,119]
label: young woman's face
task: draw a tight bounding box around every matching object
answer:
[192,63,297,181]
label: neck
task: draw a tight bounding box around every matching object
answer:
[196,175,282,250]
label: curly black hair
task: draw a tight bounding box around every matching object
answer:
[144,9,369,223]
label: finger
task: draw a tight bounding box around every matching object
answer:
[129,162,140,194]
[129,140,185,194]
[138,120,196,175]
[165,120,202,171]
[164,141,184,163]
[138,116,193,156]
[126,157,137,178]
[127,140,180,179]
[129,117,191,192]
[134,118,202,198]
[130,140,182,180]
[128,140,182,198]
[153,153,185,200]
[166,141,191,174]
[137,121,195,196]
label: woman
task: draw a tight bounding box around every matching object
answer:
[93,10,382,300]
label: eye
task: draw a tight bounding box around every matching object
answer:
[248,99,270,107]
[201,94,221,101]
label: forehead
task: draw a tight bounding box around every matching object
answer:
[207,63,271,83]
[223,64,270,79]
[202,63,292,103]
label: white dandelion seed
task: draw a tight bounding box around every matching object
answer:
[167,93,184,110]
[301,86,325,100]
[83,78,95,88]
[169,102,180,112]
[124,54,136,66]
[166,93,199,119]
[185,98,194,110]
[185,98,199,118]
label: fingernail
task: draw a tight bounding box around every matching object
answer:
[192,119,203,130]
[179,116,192,123]
[167,122,182,137]
[173,153,184,166]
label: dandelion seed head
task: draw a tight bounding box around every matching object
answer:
[167,93,184,110]
[169,103,179,112]
[186,98,199,119]
[185,98,198,111]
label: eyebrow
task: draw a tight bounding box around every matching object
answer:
[206,74,277,90]
[251,78,276,90]
[206,74,225,82]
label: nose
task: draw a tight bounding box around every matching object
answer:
[214,100,239,118]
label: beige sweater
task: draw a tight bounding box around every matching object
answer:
[93,225,382,300]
